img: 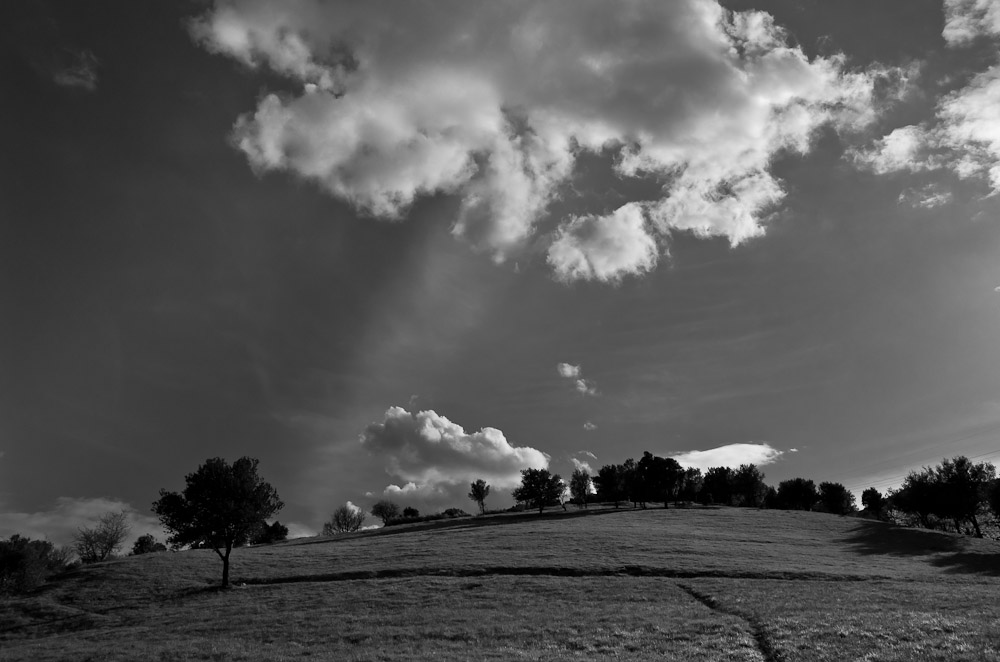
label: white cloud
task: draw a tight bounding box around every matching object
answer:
[574,379,598,396]
[548,203,659,283]
[192,0,900,279]
[361,407,548,509]
[556,363,581,379]
[52,49,99,91]
[669,443,784,472]
[943,0,1000,44]
[0,497,165,549]
[851,126,930,175]
[789,448,799,452]
[583,422,597,431]
[898,183,954,209]
[571,457,594,475]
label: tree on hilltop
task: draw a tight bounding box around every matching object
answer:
[468,479,490,515]
[323,503,366,534]
[512,468,564,514]
[152,457,283,588]
[818,482,856,515]
[371,500,401,525]
[131,534,167,555]
[861,487,885,517]
[74,510,130,563]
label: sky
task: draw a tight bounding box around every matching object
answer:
[3,0,1000,544]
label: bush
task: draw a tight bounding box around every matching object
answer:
[75,510,131,563]
[323,504,366,534]
[441,508,470,518]
[131,534,167,555]
[402,507,419,518]
[0,535,71,595]
[371,500,402,525]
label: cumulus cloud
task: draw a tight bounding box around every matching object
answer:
[361,407,548,508]
[571,457,594,475]
[191,0,900,279]
[670,443,784,472]
[853,3,1000,195]
[557,362,598,396]
[548,203,658,283]
[943,0,1000,44]
[583,422,598,431]
[0,497,164,549]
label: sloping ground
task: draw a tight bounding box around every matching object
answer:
[1,507,998,661]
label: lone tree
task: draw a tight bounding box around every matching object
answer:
[74,510,130,563]
[468,479,490,515]
[861,487,885,517]
[569,469,592,508]
[512,468,564,514]
[152,457,283,588]
[323,503,366,534]
[131,534,167,556]
[371,500,401,525]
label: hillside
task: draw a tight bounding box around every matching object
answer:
[2,507,999,661]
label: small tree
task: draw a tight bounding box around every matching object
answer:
[323,503,366,534]
[569,469,592,508]
[861,487,885,517]
[0,535,71,595]
[250,521,289,545]
[152,457,283,588]
[371,500,401,525]
[402,507,420,518]
[75,510,131,563]
[131,534,167,555]
[818,482,856,515]
[512,468,564,514]
[468,479,490,515]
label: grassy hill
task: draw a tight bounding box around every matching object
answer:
[2,506,999,661]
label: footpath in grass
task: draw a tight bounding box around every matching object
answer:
[2,506,999,661]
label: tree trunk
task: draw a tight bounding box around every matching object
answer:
[221,544,232,587]
[971,514,983,538]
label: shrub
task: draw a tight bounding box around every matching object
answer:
[0,535,71,595]
[323,504,366,534]
[402,507,419,518]
[75,510,131,563]
[371,500,402,525]
[131,534,167,555]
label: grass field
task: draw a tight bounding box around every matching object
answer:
[2,507,999,661]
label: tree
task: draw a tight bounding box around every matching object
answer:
[131,534,167,555]
[74,510,130,563]
[512,468,564,514]
[0,535,71,595]
[323,503,366,534]
[468,479,490,515]
[818,482,856,515]
[402,507,420,518]
[593,464,624,507]
[732,464,768,508]
[569,469,592,508]
[891,467,938,529]
[371,500,401,525]
[861,487,885,516]
[702,467,734,506]
[678,467,703,503]
[776,478,818,511]
[932,456,995,537]
[250,521,289,545]
[152,457,283,588]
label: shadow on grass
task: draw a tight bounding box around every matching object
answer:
[842,520,1000,576]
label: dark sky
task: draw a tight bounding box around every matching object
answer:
[3,0,1000,541]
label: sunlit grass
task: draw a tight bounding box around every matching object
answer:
[2,506,998,661]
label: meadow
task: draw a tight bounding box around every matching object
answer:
[2,506,999,661]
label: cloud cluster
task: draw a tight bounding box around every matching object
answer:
[556,363,598,396]
[670,443,784,472]
[0,497,164,548]
[191,0,900,280]
[583,422,598,431]
[852,1,1000,196]
[361,407,548,508]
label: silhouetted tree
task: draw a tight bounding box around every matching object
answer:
[371,500,401,525]
[637,452,685,507]
[678,467,703,503]
[468,479,490,515]
[990,480,1000,522]
[891,468,937,528]
[733,464,768,508]
[250,521,289,545]
[621,458,643,508]
[512,468,564,514]
[0,535,71,594]
[593,464,624,507]
[323,504,366,534]
[131,534,167,555]
[702,467,734,506]
[74,510,130,563]
[818,482,856,515]
[776,478,818,511]
[153,457,283,587]
[402,507,420,518]
[861,487,885,517]
[570,469,592,508]
[931,456,994,537]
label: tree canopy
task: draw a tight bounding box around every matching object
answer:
[152,457,283,587]
[512,468,564,514]
[468,479,490,515]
